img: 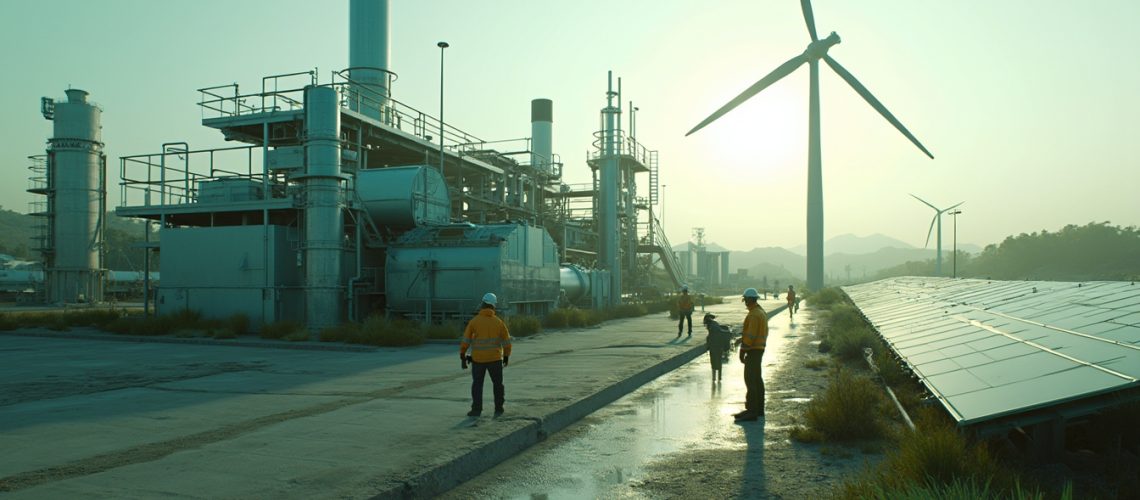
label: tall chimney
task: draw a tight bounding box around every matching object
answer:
[349,0,390,121]
[530,99,553,175]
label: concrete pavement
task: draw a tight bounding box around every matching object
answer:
[0,297,786,499]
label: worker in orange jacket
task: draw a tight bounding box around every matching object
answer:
[734,287,768,422]
[460,292,512,417]
[677,285,694,337]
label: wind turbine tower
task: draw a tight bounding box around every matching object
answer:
[686,0,934,291]
[911,194,963,276]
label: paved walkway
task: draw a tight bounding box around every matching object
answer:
[0,298,785,499]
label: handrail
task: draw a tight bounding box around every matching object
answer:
[648,209,684,287]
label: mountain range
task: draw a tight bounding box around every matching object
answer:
[675,233,984,282]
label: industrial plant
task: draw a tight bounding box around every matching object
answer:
[23,0,701,331]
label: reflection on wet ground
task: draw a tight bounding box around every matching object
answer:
[442,303,801,499]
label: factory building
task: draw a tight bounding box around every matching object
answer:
[106,0,683,330]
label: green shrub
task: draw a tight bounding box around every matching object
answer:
[585,309,606,326]
[610,303,648,319]
[566,308,591,328]
[283,330,310,342]
[804,357,829,370]
[874,345,910,387]
[543,308,571,328]
[226,313,250,336]
[0,314,16,331]
[425,322,462,340]
[799,368,887,441]
[352,316,425,346]
[212,328,237,339]
[319,322,359,342]
[830,326,880,362]
[509,315,542,337]
[260,320,305,340]
[807,287,845,309]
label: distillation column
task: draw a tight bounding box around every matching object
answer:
[349,0,390,122]
[43,89,105,303]
[303,86,344,331]
[599,73,622,305]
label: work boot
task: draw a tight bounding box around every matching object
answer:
[467,408,482,417]
[494,406,504,417]
[734,412,760,422]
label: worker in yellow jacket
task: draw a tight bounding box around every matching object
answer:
[734,287,768,422]
[677,285,694,337]
[460,292,512,417]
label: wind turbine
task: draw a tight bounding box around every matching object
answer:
[911,194,963,276]
[686,0,934,291]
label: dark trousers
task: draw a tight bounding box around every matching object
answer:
[744,350,764,413]
[471,360,504,411]
[678,311,693,334]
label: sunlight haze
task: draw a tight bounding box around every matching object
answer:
[2,0,1137,252]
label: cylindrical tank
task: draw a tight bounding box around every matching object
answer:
[599,72,622,304]
[356,166,450,227]
[349,0,390,120]
[530,99,553,174]
[303,86,344,331]
[559,265,590,302]
[47,88,104,303]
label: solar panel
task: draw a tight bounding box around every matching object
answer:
[843,277,1140,427]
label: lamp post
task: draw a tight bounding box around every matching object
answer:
[661,183,667,228]
[950,209,962,278]
[437,41,448,180]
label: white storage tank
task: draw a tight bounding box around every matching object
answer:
[355,165,451,228]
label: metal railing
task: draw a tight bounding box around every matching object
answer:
[118,144,280,208]
[588,130,656,167]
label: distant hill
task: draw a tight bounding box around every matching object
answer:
[789,233,914,256]
[0,208,155,270]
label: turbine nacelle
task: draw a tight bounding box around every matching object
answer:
[805,32,841,61]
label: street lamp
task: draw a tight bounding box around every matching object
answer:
[437,41,448,180]
[950,209,962,278]
[661,183,667,228]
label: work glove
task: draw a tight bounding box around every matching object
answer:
[461,355,468,370]
[503,356,509,367]
[739,350,747,364]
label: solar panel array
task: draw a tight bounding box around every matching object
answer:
[843,278,1140,427]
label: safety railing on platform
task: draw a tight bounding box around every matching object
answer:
[647,209,684,287]
[118,144,282,208]
[588,130,656,167]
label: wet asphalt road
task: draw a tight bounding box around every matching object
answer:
[442,301,800,499]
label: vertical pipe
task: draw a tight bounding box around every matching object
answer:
[349,0,390,121]
[303,86,344,332]
[600,72,622,305]
[531,99,553,175]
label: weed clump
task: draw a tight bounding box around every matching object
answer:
[260,320,305,340]
[426,322,462,340]
[795,367,887,442]
[543,308,571,328]
[355,316,425,346]
[508,315,541,337]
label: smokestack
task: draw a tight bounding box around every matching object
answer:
[303,86,344,331]
[530,99,553,175]
[349,0,390,121]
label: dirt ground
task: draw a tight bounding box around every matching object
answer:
[627,310,884,498]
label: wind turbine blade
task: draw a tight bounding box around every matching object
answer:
[925,215,937,248]
[801,0,819,41]
[686,54,808,136]
[910,193,938,212]
[823,55,935,159]
[947,201,964,211]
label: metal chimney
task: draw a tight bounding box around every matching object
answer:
[41,88,105,303]
[530,99,553,174]
[349,0,390,121]
[599,73,622,304]
[303,85,344,331]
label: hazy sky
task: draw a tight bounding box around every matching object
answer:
[2,1,1137,251]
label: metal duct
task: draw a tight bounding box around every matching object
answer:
[530,99,553,174]
[303,86,344,331]
[349,0,390,120]
[45,88,105,303]
[599,72,622,304]
[559,265,590,302]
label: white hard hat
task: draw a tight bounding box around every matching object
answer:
[681,285,689,292]
[482,292,498,305]
[743,288,760,299]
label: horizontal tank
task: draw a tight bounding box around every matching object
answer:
[385,223,560,318]
[355,165,450,227]
[559,265,590,302]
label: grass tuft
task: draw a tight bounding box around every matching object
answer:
[508,315,542,337]
[797,367,888,442]
[260,320,305,340]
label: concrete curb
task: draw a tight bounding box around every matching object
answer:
[378,303,790,499]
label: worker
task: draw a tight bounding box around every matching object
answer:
[460,292,512,417]
[734,287,768,421]
[786,285,797,319]
[677,285,694,337]
[703,313,733,382]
